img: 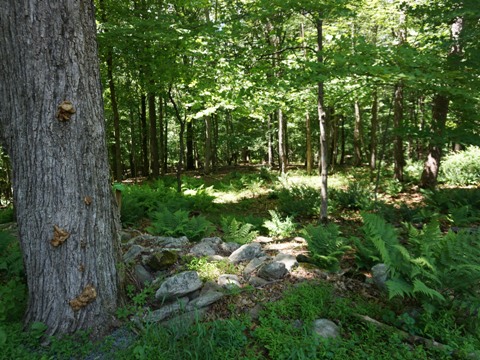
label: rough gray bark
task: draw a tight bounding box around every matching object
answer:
[0,0,121,337]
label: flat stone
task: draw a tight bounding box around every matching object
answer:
[189,242,217,257]
[243,257,269,278]
[219,242,241,255]
[228,242,264,264]
[257,261,288,280]
[312,319,340,339]
[218,274,241,289]
[123,244,144,263]
[274,253,298,271]
[155,271,203,301]
[248,276,269,287]
[144,298,189,323]
[134,264,153,286]
[187,291,224,309]
[154,236,190,248]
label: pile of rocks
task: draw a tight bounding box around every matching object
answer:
[121,232,306,327]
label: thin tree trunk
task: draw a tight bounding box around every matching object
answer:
[268,113,274,167]
[213,114,219,170]
[163,96,168,174]
[186,120,195,170]
[168,88,184,192]
[393,83,405,182]
[149,92,159,178]
[353,101,362,166]
[129,107,137,178]
[316,17,328,222]
[370,90,379,180]
[140,94,148,176]
[158,95,164,175]
[107,52,122,181]
[0,0,121,337]
[204,116,212,174]
[278,109,287,174]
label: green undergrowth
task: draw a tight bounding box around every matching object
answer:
[1,166,480,358]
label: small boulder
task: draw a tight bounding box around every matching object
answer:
[371,263,389,291]
[154,236,190,248]
[218,274,241,289]
[187,291,224,309]
[155,271,203,301]
[133,264,153,286]
[248,276,269,287]
[228,242,264,263]
[257,261,288,280]
[123,244,144,264]
[243,257,269,278]
[313,319,340,339]
[219,242,241,255]
[144,298,189,323]
[145,250,178,271]
[274,253,298,271]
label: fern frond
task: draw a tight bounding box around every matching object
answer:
[412,279,445,302]
[386,279,413,299]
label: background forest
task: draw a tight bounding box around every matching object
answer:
[1,0,480,359]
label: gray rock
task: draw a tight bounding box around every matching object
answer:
[144,298,189,323]
[218,274,241,289]
[371,263,389,291]
[243,257,269,278]
[187,291,224,309]
[163,308,206,330]
[257,261,288,280]
[154,236,190,248]
[201,237,223,246]
[134,265,153,286]
[219,242,241,255]
[155,271,203,301]
[207,255,226,262]
[313,319,340,339]
[145,250,178,271]
[123,244,145,263]
[201,281,222,294]
[228,242,264,263]
[189,242,217,257]
[248,276,269,287]
[274,253,298,271]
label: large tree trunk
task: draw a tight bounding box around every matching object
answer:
[420,94,449,188]
[0,0,121,337]
[149,92,160,178]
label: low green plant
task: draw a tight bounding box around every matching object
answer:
[0,206,14,224]
[263,210,297,238]
[330,182,372,211]
[186,256,236,281]
[221,217,258,244]
[146,207,214,241]
[356,213,480,319]
[440,146,480,186]
[276,184,320,219]
[301,223,352,271]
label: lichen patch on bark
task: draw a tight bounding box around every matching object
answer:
[69,284,97,311]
